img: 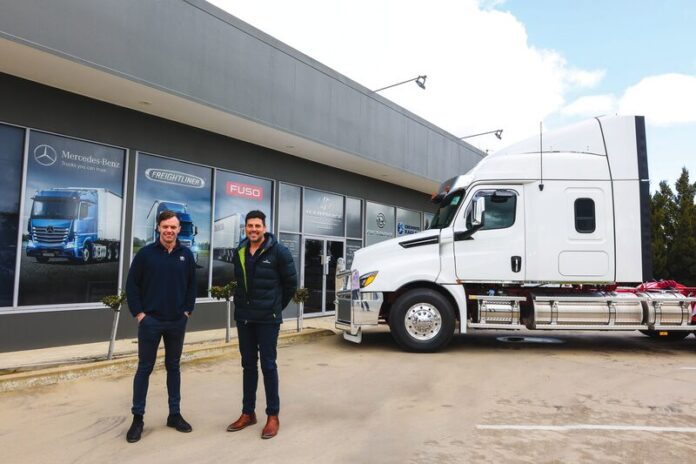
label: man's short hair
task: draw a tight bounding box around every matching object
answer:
[245,210,266,226]
[157,210,179,225]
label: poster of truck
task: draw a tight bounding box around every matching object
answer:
[132,153,211,298]
[0,123,25,308]
[17,130,126,306]
[212,170,273,287]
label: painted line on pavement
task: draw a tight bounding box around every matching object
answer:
[477,424,696,433]
[679,367,696,370]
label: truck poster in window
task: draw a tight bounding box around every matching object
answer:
[18,130,126,306]
[212,170,273,287]
[0,124,25,308]
[132,153,212,298]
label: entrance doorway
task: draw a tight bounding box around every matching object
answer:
[303,238,344,315]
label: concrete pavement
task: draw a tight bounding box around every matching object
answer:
[0,316,337,392]
[2,329,696,463]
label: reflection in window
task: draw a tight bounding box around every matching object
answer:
[466,191,517,230]
[346,198,362,238]
[574,198,596,233]
[279,183,301,232]
[430,192,463,229]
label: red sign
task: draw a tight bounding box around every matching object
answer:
[226,181,264,200]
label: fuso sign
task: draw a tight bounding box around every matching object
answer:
[226,181,263,200]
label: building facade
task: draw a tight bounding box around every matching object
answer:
[0,0,484,351]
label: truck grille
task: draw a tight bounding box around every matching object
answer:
[336,293,352,324]
[32,226,69,244]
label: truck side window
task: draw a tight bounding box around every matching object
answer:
[574,198,595,233]
[79,202,89,220]
[466,190,517,230]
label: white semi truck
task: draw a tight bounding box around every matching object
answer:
[335,115,696,352]
[213,213,244,262]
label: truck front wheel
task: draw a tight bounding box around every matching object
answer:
[80,244,92,264]
[388,288,456,352]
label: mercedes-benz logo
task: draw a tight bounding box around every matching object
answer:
[47,226,54,233]
[34,144,58,166]
[376,213,386,229]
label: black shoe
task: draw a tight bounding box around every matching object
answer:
[126,415,144,443]
[166,413,193,433]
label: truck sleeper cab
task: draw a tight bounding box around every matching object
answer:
[335,115,696,352]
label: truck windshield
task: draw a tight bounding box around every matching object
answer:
[179,223,194,236]
[31,198,78,219]
[429,192,463,229]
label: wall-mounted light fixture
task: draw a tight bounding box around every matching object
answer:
[373,75,427,92]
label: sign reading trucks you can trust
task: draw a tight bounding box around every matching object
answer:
[18,130,126,307]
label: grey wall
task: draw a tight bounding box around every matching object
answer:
[0,73,436,352]
[0,0,483,184]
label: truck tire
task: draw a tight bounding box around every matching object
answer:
[388,288,456,352]
[105,246,113,261]
[639,330,691,341]
[112,245,119,261]
[80,244,92,264]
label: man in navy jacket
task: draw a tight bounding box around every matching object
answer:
[125,210,196,443]
[227,210,297,439]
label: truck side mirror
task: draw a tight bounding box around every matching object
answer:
[194,226,198,236]
[471,197,486,227]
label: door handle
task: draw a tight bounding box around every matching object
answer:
[511,256,521,273]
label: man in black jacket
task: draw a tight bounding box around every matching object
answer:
[226,210,297,439]
[124,210,196,443]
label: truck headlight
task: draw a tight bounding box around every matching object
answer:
[65,241,76,248]
[359,271,378,288]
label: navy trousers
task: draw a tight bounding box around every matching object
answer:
[237,322,281,416]
[131,315,188,416]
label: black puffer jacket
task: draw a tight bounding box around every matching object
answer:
[232,233,297,323]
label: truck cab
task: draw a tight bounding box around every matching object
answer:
[26,188,121,263]
[146,200,199,263]
[336,115,696,352]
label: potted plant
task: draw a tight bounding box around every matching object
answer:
[101,291,126,360]
[209,281,237,343]
[292,287,310,332]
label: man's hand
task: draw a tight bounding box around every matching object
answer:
[136,312,146,323]
[185,311,191,318]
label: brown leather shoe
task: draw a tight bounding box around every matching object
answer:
[226,413,257,432]
[261,415,279,439]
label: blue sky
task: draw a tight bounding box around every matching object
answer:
[211,0,695,191]
[503,0,696,189]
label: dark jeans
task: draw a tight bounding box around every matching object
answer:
[237,322,281,416]
[131,315,188,416]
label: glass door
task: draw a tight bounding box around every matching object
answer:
[324,240,344,313]
[302,238,344,314]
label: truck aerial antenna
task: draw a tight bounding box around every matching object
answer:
[538,121,544,191]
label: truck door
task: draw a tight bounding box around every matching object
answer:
[453,186,525,282]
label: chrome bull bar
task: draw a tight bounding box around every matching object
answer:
[335,270,382,343]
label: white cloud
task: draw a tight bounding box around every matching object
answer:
[565,69,605,88]
[561,94,617,117]
[619,73,696,126]
[207,0,605,151]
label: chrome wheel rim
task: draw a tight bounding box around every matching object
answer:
[405,303,442,341]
